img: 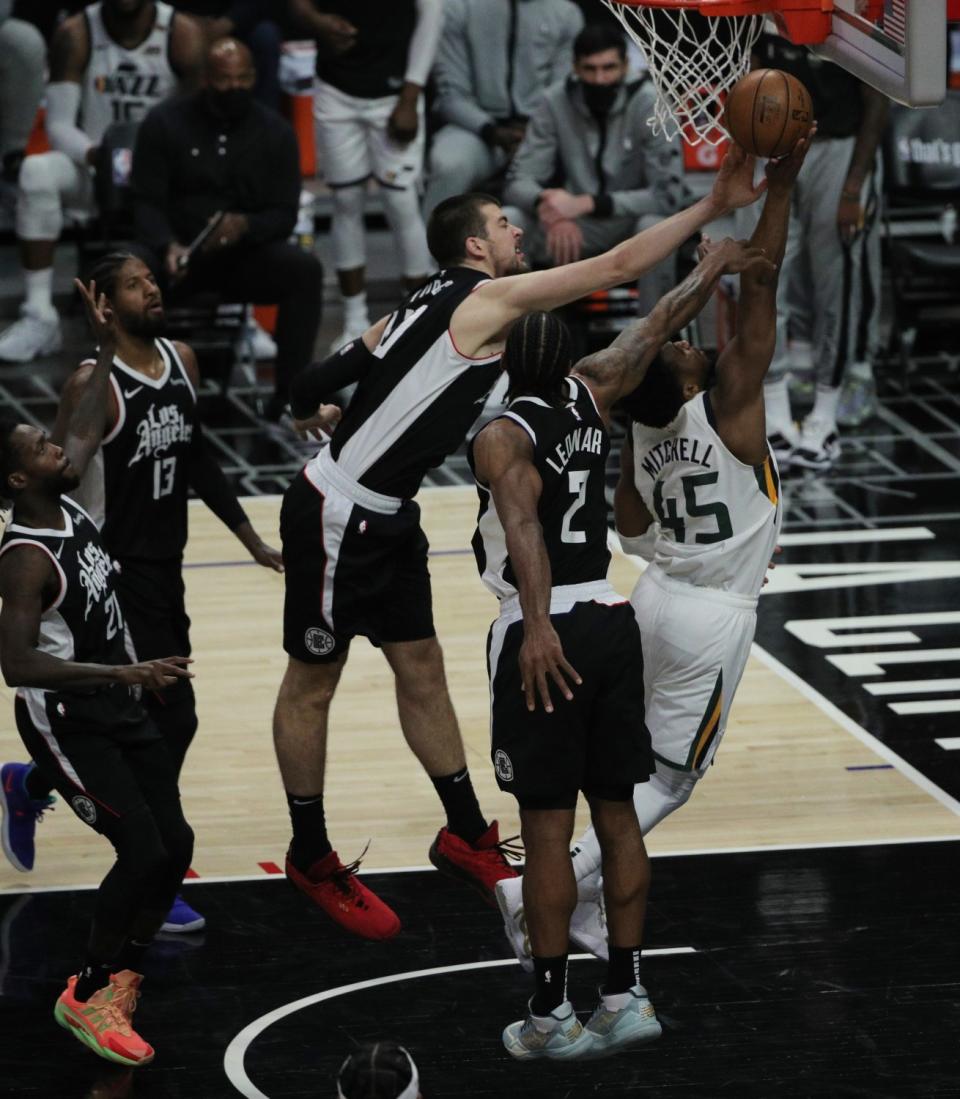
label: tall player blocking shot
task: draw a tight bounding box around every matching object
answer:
[278,148,767,941]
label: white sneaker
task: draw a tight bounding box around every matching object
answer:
[584,984,662,1058]
[570,894,608,961]
[791,415,841,472]
[495,876,532,973]
[503,998,595,1061]
[248,320,277,361]
[0,308,62,362]
[329,318,369,356]
[767,421,799,470]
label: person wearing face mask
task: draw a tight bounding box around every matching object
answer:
[130,37,324,420]
[0,0,205,364]
[502,22,687,314]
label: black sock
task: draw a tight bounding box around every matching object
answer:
[531,954,568,1016]
[23,764,54,801]
[115,938,152,973]
[286,791,332,871]
[605,944,642,996]
[430,768,488,845]
[74,960,116,1002]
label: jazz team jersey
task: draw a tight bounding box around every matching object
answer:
[328,267,502,499]
[0,498,142,736]
[95,338,196,561]
[471,377,611,600]
[638,391,781,598]
[81,1,177,144]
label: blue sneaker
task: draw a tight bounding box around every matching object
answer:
[0,762,55,872]
[583,984,662,1058]
[160,893,206,933]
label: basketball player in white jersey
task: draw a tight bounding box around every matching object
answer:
[495,131,814,969]
[0,0,204,363]
[275,148,767,941]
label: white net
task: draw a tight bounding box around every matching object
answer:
[601,2,766,145]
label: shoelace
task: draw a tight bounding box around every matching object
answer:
[29,799,55,824]
[88,984,138,1036]
[330,841,371,896]
[493,834,524,864]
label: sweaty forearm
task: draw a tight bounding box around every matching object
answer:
[608,193,723,284]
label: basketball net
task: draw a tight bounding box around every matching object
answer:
[601,2,767,145]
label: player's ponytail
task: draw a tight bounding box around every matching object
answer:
[503,311,574,408]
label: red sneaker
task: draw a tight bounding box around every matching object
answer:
[54,970,154,1067]
[429,821,521,906]
[285,849,401,940]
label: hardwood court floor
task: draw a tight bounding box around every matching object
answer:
[2,485,957,896]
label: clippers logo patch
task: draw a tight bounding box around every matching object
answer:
[494,749,514,782]
[71,795,98,825]
[304,627,336,656]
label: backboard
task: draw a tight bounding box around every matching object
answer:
[809,0,946,107]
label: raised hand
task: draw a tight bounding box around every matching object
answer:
[765,125,816,194]
[292,403,342,442]
[73,278,117,350]
[711,142,767,211]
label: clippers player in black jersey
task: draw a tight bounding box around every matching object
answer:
[0,279,194,1067]
[275,149,767,940]
[470,239,773,1061]
[0,252,281,933]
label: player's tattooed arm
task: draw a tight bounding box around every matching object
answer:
[474,419,581,713]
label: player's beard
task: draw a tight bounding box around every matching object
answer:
[121,307,167,339]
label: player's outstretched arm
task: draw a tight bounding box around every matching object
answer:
[0,550,193,692]
[51,280,119,480]
[713,132,813,463]
[473,419,581,714]
[573,238,773,418]
[466,144,766,342]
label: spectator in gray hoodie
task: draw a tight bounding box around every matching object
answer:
[503,22,687,313]
[422,0,582,217]
[0,0,46,193]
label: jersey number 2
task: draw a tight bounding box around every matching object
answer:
[153,457,176,500]
[653,471,732,544]
[561,470,589,544]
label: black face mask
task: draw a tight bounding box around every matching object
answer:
[581,81,621,115]
[207,88,253,122]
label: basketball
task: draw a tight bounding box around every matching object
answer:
[723,68,813,158]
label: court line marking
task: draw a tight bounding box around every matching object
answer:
[750,643,960,818]
[7,834,960,894]
[222,950,696,1099]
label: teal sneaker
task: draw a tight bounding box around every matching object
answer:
[503,998,594,1061]
[837,373,878,428]
[584,984,662,1058]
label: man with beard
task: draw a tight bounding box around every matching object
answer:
[0,276,195,1065]
[131,36,323,421]
[503,23,685,313]
[0,252,281,933]
[272,145,764,941]
[0,0,204,362]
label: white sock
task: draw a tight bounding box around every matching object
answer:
[847,360,873,382]
[811,384,840,424]
[763,377,793,433]
[342,290,368,330]
[570,832,603,900]
[24,268,55,318]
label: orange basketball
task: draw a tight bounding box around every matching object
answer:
[723,68,813,158]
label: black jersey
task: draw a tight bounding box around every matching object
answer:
[470,376,611,599]
[325,267,502,499]
[0,497,143,738]
[93,338,196,560]
[313,0,417,99]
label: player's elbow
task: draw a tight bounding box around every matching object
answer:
[1,654,27,689]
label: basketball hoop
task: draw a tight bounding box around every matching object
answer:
[600,1,880,145]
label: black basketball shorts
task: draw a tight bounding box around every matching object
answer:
[280,463,435,663]
[487,595,654,810]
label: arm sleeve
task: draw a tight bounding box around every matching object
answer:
[432,0,493,134]
[609,85,688,219]
[45,82,94,165]
[188,422,249,532]
[131,107,177,252]
[405,0,444,88]
[503,97,560,212]
[243,122,300,244]
[290,338,376,419]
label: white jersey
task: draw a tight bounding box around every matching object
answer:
[81,1,177,144]
[637,391,781,599]
[631,420,672,514]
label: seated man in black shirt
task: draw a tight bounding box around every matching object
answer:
[131,36,323,420]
